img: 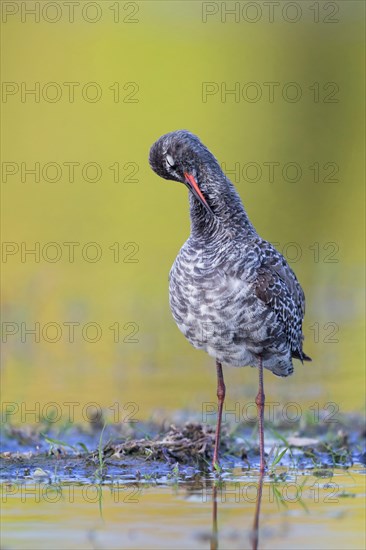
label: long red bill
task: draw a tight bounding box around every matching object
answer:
[184,172,213,214]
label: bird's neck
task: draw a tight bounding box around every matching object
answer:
[189,172,257,242]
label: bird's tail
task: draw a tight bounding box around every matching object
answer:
[292,349,312,363]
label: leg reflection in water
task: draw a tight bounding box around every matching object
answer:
[210,472,265,550]
[251,472,264,550]
[210,484,218,550]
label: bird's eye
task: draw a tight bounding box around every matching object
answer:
[166,154,176,169]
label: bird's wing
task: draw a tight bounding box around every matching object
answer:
[251,238,308,360]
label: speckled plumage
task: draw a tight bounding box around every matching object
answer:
[149,130,311,378]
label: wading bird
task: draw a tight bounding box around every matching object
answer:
[149,130,311,472]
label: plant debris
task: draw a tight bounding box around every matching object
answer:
[1,411,365,484]
[97,422,217,464]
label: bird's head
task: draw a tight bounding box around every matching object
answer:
[149,130,218,215]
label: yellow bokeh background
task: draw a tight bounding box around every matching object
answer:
[1,1,365,423]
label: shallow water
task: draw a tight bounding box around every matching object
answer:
[1,468,365,550]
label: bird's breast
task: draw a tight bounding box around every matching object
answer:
[168,242,276,366]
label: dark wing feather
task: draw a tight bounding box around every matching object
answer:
[254,239,311,362]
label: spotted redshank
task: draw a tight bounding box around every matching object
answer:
[149,130,311,472]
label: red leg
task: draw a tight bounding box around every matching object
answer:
[212,360,226,469]
[255,356,266,473]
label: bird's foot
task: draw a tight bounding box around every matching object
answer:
[259,461,267,475]
[212,459,222,474]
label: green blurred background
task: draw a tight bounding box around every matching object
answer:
[1,1,365,424]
